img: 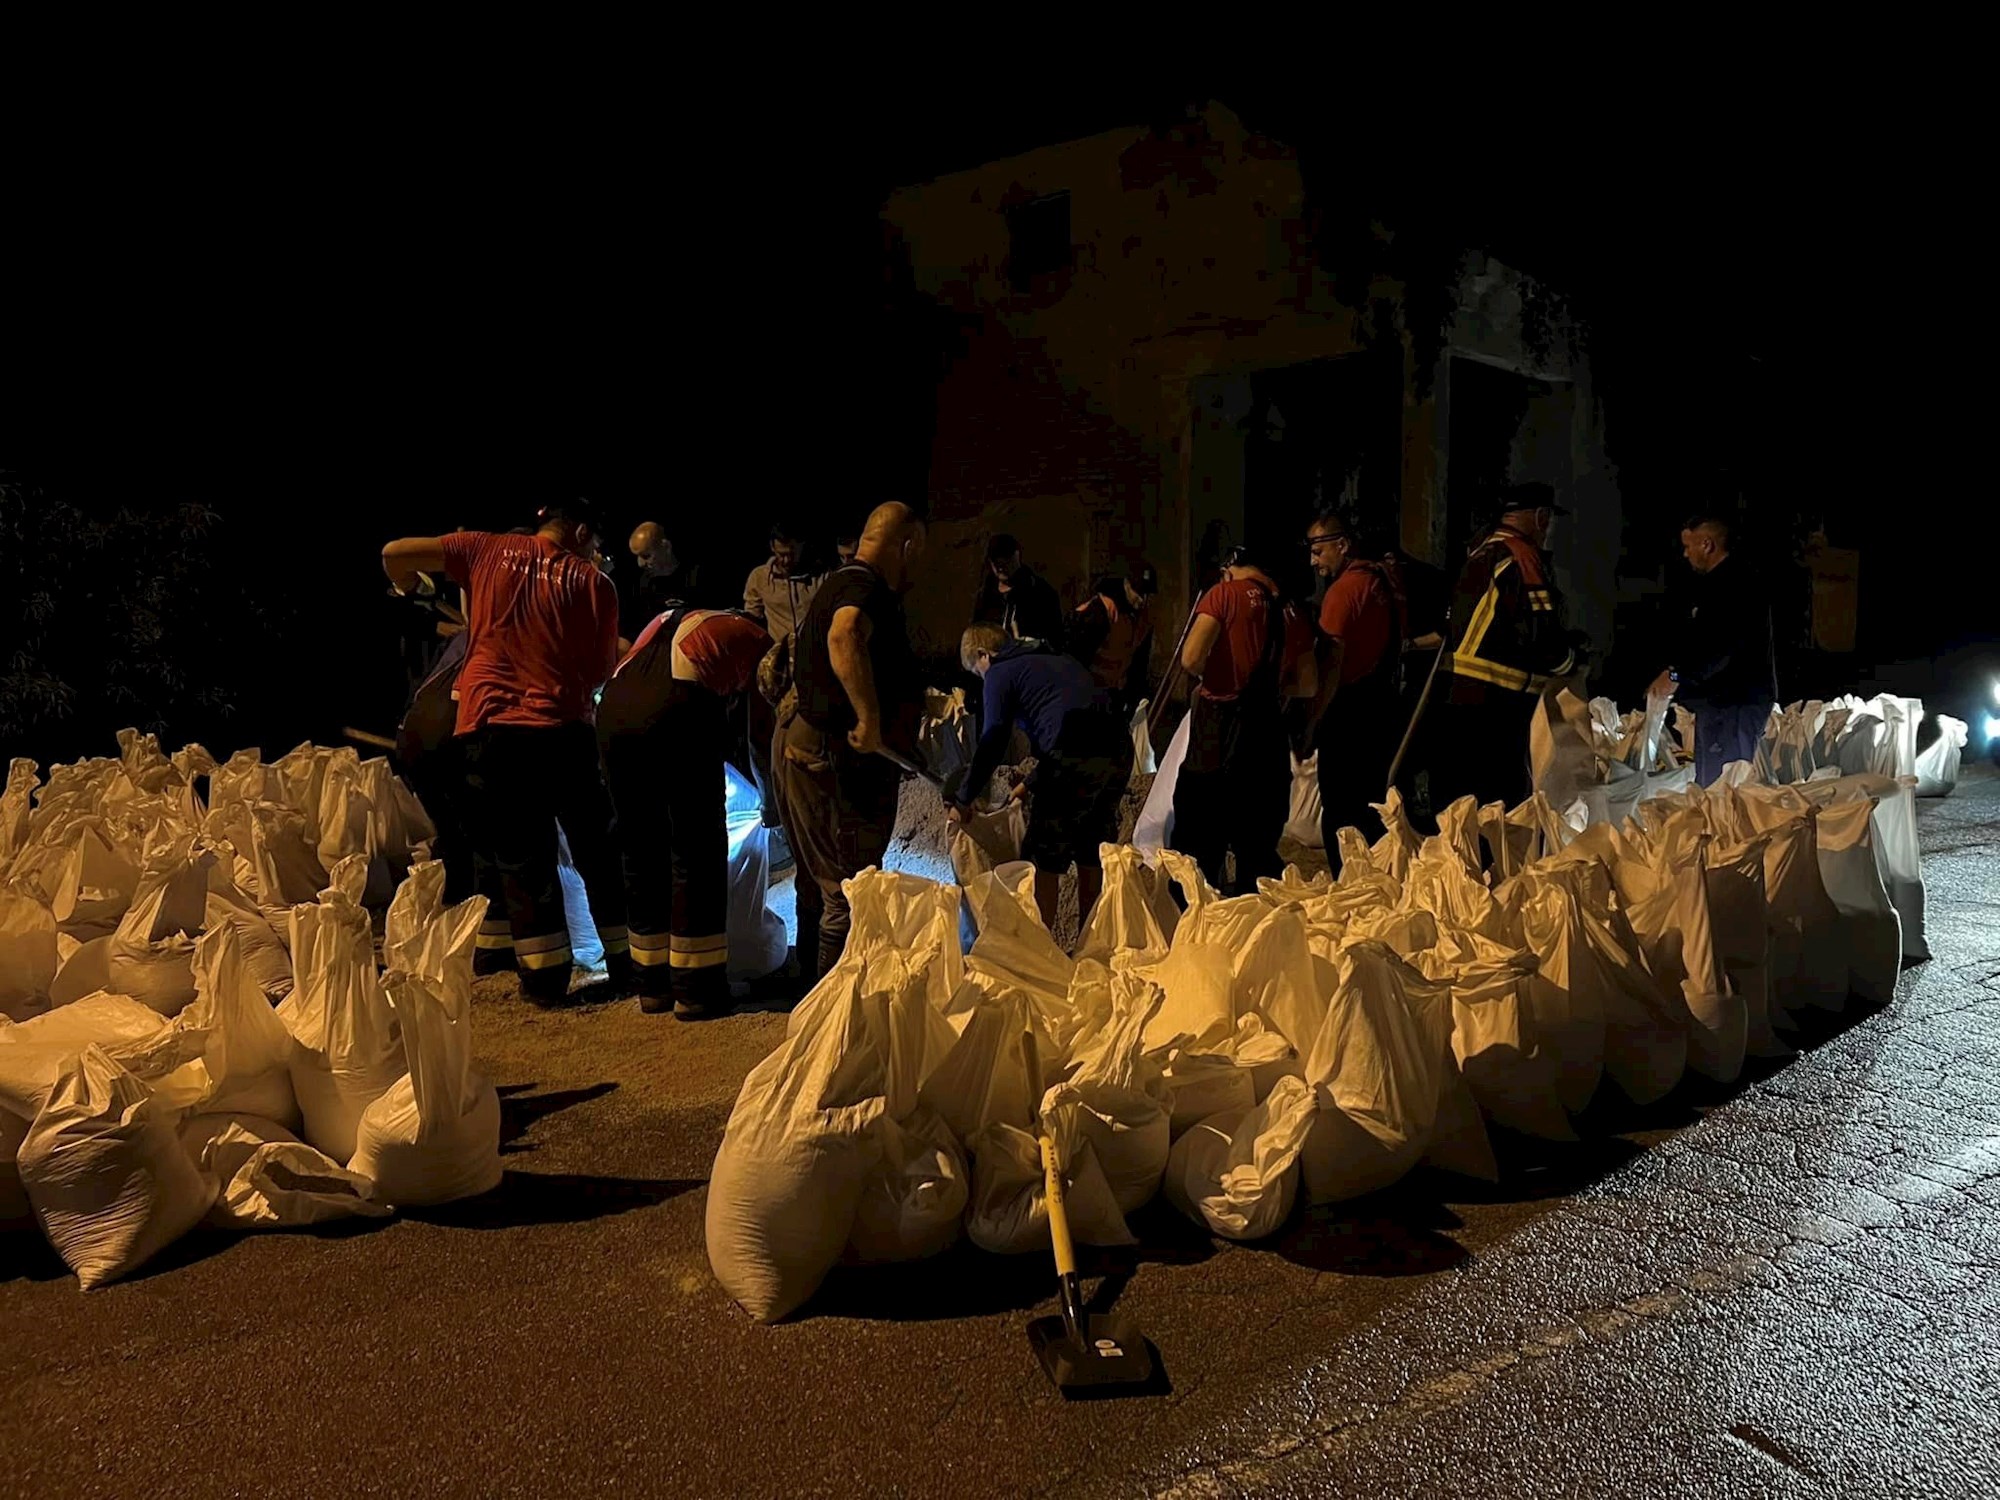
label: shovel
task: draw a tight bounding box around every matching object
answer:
[875,744,944,791]
[1023,1033,1157,1398]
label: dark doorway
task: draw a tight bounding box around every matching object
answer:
[1242,350,1402,600]
[1445,356,1553,564]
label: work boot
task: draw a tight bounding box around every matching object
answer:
[672,994,735,1022]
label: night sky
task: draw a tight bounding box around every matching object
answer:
[3,71,1983,759]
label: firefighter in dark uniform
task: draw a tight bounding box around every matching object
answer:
[1434,483,1585,814]
[598,603,772,1019]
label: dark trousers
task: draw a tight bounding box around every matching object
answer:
[599,680,731,1006]
[1171,694,1288,897]
[1432,692,1538,819]
[460,721,629,1001]
[398,710,508,961]
[1693,702,1769,787]
[1316,682,1399,873]
[776,715,900,981]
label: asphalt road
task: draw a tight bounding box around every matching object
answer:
[5,768,1997,1499]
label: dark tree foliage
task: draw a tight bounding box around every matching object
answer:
[0,477,285,763]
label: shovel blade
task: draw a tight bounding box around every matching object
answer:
[1027,1310,1157,1398]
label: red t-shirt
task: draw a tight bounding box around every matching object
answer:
[442,531,621,734]
[619,608,771,696]
[1194,576,1310,702]
[1319,562,1397,686]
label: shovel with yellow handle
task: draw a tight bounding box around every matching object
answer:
[1021,1031,1158,1397]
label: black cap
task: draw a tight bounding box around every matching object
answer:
[1128,560,1160,596]
[1495,482,1569,517]
[987,533,1020,563]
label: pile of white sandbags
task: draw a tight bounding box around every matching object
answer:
[0,732,493,1290]
[708,687,1932,1321]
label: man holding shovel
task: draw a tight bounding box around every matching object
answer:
[776,502,927,983]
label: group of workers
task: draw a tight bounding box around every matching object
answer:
[380,481,1776,1020]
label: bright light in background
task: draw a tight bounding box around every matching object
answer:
[1986,713,2000,746]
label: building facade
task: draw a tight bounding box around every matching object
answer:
[883,101,1619,678]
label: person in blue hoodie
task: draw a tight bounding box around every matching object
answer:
[951,622,1134,937]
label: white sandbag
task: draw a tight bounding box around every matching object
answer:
[48,934,114,1008]
[845,1104,967,1265]
[1425,1060,1501,1182]
[1165,1074,1317,1240]
[1075,845,1170,962]
[280,857,404,1162]
[1513,873,1606,1114]
[965,1114,1134,1254]
[161,924,301,1128]
[0,757,37,869]
[1156,1048,1257,1138]
[705,956,891,1322]
[103,835,213,1017]
[1804,773,1927,961]
[49,818,141,938]
[949,798,1027,891]
[1132,710,1191,855]
[350,868,499,1206]
[1705,837,1786,1058]
[203,892,293,1001]
[1814,799,1901,1004]
[918,989,1042,1143]
[1423,937,1575,1142]
[724,762,789,982]
[1625,846,1741,1084]
[1365,788,1426,884]
[17,1045,218,1289]
[1298,941,1452,1204]
[180,1113,391,1229]
[1,892,59,1022]
[1045,974,1170,1214]
[1913,715,1968,798]
[1284,753,1323,849]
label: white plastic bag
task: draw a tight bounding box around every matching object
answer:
[103,836,213,1017]
[1284,753,1323,849]
[725,762,789,982]
[1424,937,1576,1142]
[1913,715,1968,798]
[17,1045,219,1289]
[1129,700,1158,780]
[180,1112,391,1229]
[1133,711,1191,855]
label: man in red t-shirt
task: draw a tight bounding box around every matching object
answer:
[597,606,775,1020]
[1303,511,1405,866]
[382,499,629,1002]
[1170,545,1309,895]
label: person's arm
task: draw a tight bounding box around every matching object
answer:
[828,605,882,753]
[1181,613,1223,681]
[1304,635,1346,739]
[743,566,767,623]
[383,537,448,594]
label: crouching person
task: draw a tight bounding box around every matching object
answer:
[599,605,772,1019]
[952,623,1133,938]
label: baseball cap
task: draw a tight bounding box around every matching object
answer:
[1495,482,1570,517]
[1128,561,1160,596]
